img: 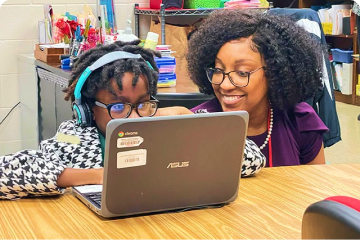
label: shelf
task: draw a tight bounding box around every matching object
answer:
[135,7,220,16]
[135,7,269,16]
[356,96,360,106]
[325,34,354,39]
[334,91,352,104]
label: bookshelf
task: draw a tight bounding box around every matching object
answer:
[272,0,347,8]
[325,32,360,106]
[272,0,360,106]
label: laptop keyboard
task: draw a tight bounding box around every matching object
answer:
[85,192,102,208]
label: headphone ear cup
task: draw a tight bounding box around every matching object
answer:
[82,102,93,127]
[72,102,93,127]
[72,102,83,125]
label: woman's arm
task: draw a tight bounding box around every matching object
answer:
[306,144,325,165]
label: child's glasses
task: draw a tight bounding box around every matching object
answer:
[95,96,159,118]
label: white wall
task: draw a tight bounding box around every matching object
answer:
[0,0,150,155]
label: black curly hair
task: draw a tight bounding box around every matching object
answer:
[187,9,324,110]
[64,40,161,103]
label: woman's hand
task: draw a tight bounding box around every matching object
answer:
[154,107,194,117]
[56,168,104,188]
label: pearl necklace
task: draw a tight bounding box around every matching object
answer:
[259,108,273,150]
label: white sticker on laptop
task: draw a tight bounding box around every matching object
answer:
[117,149,147,169]
[73,184,103,194]
[117,136,144,148]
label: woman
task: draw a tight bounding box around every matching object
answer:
[187,9,328,167]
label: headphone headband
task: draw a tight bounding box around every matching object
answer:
[74,51,143,102]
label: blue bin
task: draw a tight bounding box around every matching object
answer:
[331,49,353,63]
[154,57,176,74]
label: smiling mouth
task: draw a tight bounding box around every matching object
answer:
[222,95,244,105]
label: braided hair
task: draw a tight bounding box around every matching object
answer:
[64,40,161,103]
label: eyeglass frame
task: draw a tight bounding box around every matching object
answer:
[205,66,265,87]
[94,96,160,119]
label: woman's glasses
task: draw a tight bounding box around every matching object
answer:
[205,66,265,87]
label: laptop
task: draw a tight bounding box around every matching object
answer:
[72,111,249,218]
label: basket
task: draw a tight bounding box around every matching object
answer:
[331,48,353,63]
[184,0,220,9]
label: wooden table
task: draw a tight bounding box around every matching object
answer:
[1,164,360,239]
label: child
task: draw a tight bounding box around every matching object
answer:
[0,41,265,200]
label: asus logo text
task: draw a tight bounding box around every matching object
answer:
[167,162,189,168]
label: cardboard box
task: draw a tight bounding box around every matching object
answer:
[34,44,65,63]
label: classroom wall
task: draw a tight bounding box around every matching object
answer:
[0,0,150,155]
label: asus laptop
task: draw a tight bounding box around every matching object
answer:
[72,111,248,218]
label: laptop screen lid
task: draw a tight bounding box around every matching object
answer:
[82,111,248,218]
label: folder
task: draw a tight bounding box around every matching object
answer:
[334,63,343,91]
[341,63,353,95]
[330,4,351,35]
[38,20,52,44]
[342,10,356,35]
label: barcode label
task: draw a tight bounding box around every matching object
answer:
[125,157,139,163]
[117,149,147,169]
[117,137,144,148]
[120,140,141,146]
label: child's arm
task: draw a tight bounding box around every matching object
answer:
[0,149,67,200]
[56,168,103,187]
[0,120,102,200]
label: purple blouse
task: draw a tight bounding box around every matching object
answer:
[191,98,328,167]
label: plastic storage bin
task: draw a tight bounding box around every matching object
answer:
[331,49,353,63]
[155,57,176,74]
[150,0,184,9]
[184,0,220,9]
[158,73,176,87]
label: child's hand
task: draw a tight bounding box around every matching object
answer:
[94,168,104,185]
[154,107,193,117]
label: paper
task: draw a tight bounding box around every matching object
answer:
[38,20,53,44]
[39,43,69,50]
[117,136,144,148]
[57,133,81,145]
[117,149,147,169]
[335,11,343,35]
[74,184,103,194]
[318,9,330,23]
[330,4,351,35]
[334,63,343,90]
[342,63,353,95]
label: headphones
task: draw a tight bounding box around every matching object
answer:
[72,51,153,127]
